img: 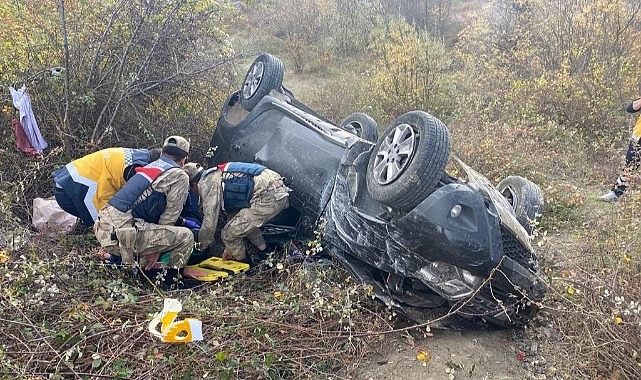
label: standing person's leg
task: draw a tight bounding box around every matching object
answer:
[244,194,289,250]
[614,139,641,194]
[221,210,252,261]
[601,139,641,201]
[625,138,641,170]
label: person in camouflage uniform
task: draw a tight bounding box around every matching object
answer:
[93,136,199,276]
[184,162,289,263]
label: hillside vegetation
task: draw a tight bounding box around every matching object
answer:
[1,0,641,378]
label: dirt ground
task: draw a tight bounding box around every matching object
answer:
[353,328,537,380]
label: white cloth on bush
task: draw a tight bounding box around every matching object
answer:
[9,85,48,153]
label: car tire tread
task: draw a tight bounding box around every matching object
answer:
[339,112,379,142]
[366,111,451,211]
[240,53,285,111]
[497,176,544,234]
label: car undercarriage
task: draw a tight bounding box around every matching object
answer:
[207,53,546,329]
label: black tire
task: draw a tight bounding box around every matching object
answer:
[366,111,451,211]
[339,113,379,142]
[497,176,544,234]
[240,53,285,111]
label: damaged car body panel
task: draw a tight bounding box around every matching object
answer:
[208,53,546,329]
[325,145,543,306]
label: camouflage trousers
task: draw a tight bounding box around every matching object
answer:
[611,139,641,195]
[222,186,289,260]
[94,219,194,269]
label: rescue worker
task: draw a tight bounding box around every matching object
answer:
[186,161,289,264]
[601,97,641,201]
[181,162,204,225]
[93,136,200,283]
[52,147,161,227]
[181,162,211,266]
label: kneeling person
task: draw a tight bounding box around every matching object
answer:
[94,136,196,282]
[52,147,161,227]
[189,162,289,264]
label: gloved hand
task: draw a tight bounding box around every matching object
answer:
[184,219,201,229]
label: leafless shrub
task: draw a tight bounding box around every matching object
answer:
[535,198,641,379]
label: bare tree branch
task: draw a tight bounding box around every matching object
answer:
[91,4,147,144]
[57,0,71,149]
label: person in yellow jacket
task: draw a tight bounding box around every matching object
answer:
[52,147,161,227]
[601,98,641,202]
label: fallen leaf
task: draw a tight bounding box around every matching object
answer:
[416,350,431,362]
[567,285,575,295]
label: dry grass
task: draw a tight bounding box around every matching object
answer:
[533,194,641,380]
[0,141,394,379]
[0,230,393,379]
[4,52,641,379]
[449,116,641,379]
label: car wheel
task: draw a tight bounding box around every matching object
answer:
[366,111,451,211]
[240,53,285,111]
[339,113,379,143]
[497,176,544,234]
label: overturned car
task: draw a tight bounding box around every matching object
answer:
[207,53,546,328]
